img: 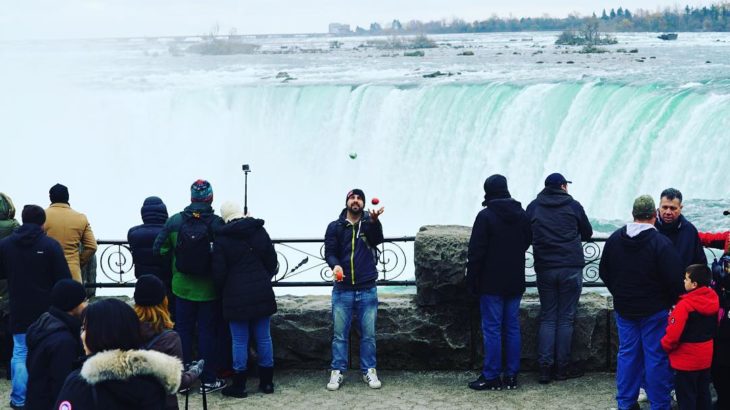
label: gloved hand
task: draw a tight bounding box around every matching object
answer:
[187,359,205,379]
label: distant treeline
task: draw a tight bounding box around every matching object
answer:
[351,3,730,34]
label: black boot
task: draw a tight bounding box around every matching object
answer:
[221,371,247,398]
[538,365,552,384]
[259,366,274,394]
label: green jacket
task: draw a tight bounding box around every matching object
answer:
[152,203,224,302]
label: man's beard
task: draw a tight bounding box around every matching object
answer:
[347,204,363,215]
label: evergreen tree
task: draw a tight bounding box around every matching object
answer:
[602,9,609,19]
[610,8,617,19]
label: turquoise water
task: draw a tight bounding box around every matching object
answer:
[2,31,729,241]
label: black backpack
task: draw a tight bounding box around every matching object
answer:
[175,212,214,276]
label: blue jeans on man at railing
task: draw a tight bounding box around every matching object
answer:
[480,295,522,380]
[229,317,274,372]
[537,268,582,367]
[10,333,27,407]
[615,310,673,410]
[331,287,378,373]
[175,297,220,383]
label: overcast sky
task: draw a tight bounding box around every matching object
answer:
[1,0,710,40]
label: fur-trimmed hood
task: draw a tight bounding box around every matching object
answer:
[81,349,182,394]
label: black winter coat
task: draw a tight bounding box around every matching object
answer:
[25,307,83,410]
[526,187,593,272]
[128,197,171,281]
[0,223,72,333]
[55,349,182,410]
[324,210,384,290]
[599,226,685,319]
[655,214,707,270]
[466,199,532,297]
[212,218,278,321]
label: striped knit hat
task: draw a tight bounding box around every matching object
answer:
[190,180,213,203]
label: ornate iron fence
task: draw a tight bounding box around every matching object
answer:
[92,237,415,288]
[92,237,724,289]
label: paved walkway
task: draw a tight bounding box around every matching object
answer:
[2,370,678,410]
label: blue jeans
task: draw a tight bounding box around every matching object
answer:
[536,268,582,367]
[480,295,522,379]
[175,297,220,383]
[11,333,27,406]
[229,316,274,372]
[615,310,673,410]
[331,287,378,374]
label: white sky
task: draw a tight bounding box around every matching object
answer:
[1,0,711,40]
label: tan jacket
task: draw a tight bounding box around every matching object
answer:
[44,203,97,282]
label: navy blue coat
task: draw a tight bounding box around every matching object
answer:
[128,197,170,281]
[655,214,707,270]
[466,198,532,297]
[211,217,278,321]
[526,187,593,272]
[0,224,72,333]
[324,210,384,290]
[599,226,685,319]
[25,307,83,410]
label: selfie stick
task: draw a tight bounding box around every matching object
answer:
[242,164,251,215]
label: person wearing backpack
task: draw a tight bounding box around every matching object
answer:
[212,201,278,398]
[134,274,204,409]
[153,180,226,394]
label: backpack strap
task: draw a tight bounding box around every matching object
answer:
[144,329,174,350]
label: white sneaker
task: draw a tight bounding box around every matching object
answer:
[327,370,343,391]
[363,368,382,389]
[638,388,648,402]
[671,389,677,402]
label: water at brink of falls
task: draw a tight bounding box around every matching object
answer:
[2,32,730,293]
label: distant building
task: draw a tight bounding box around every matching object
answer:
[328,23,351,35]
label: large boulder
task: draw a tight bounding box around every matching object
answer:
[414,225,471,306]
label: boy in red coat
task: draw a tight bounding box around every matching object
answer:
[661,264,719,410]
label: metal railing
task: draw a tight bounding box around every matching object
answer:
[93,237,415,288]
[91,237,725,289]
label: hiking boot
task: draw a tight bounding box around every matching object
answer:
[554,363,584,381]
[221,372,247,398]
[503,375,519,390]
[538,365,552,384]
[258,366,274,394]
[199,378,227,394]
[363,368,382,389]
[327,370,344,391]
[468,374,502,391]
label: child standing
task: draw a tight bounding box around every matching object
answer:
[661,264,720,410]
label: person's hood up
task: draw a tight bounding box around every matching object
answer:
[26,307,81,351]
[679,286,720,316]
[486,198,525,223]
[618,225,657,251]
[0,193,16,220]
[81,349,182,394]
[140,196,168,225]
[536,186,574,207]
[217,217,265,239]
[10,223,45,247]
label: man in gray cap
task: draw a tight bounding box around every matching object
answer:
[526,173,593,383]
[599,195,684,410]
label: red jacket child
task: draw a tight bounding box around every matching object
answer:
[661,286,719,370]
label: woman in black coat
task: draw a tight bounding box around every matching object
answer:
[54,298,182,410]
[212,201,278,399]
